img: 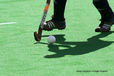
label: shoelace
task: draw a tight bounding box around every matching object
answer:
[102,24,111,29]
[45,21,56,29]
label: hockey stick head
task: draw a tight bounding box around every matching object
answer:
[34,32,40,41]
[34,27,42,41]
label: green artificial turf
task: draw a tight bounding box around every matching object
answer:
[0,0,114,76]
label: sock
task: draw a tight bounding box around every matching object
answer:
[93,0,113,21]
[53,0,67,22]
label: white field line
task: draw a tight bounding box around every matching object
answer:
[0,22,17,25]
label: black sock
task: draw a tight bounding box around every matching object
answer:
[93,0,113,21]
[53,0,67,22]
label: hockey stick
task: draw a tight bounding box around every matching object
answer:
[34,0,51,41]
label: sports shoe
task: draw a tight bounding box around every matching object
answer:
[42,19,66,31]
[95,14,114,32]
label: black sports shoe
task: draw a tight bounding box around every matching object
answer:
[95,14,114,32]
[42,19,66,31]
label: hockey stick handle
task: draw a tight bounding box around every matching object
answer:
[40,0,51,28]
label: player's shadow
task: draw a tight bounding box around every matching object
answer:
[44,32,114,58]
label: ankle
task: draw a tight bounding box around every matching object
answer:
[52,15,65,23]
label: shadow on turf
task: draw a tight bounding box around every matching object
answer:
[43,31,114,58]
